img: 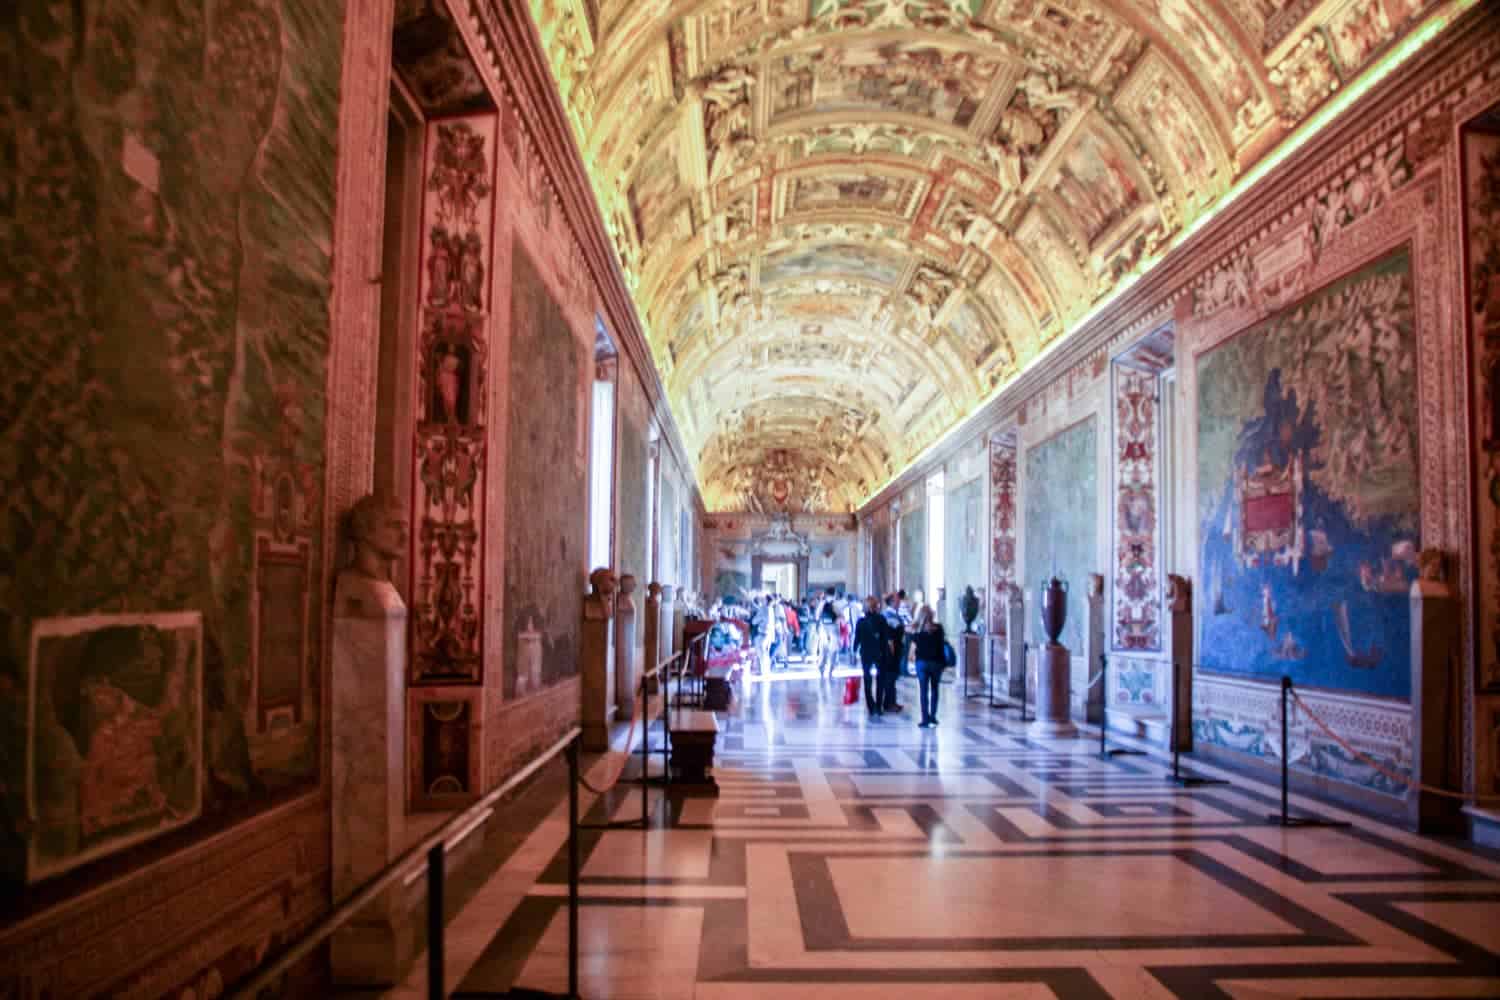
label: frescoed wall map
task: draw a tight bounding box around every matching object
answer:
[1196,249,1419,699]
[1024,417,1098,653]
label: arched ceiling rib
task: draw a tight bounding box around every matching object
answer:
[531,0,1447,513]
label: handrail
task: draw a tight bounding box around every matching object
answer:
[225,725,583,1000]
[642,628,711,681]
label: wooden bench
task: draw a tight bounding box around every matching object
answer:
[702,664,736,711]
[669,710,720,791]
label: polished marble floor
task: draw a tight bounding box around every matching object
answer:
[405,667,1500,998]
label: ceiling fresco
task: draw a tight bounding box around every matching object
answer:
[530,0,1451,512]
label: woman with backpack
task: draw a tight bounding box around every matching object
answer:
[909,605,951,729]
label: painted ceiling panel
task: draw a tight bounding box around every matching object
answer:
[531,0,1451,513]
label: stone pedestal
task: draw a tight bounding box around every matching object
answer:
[660,585,677,661]
[331,571,411,985]
[1004,585,1026,702]
[672,589,687,658]
[962,632,983,691]
[581,569,617,753]
[1409,553,1461,833]
[1082,574,1105,725]
[615,575,639,718]
[644,582,664,691]
[1165,575,1194,752]
[1030,643,1077,738]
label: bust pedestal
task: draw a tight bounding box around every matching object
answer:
[331,570,411,985]
[615,576,639,718]
[644,583,664,693]
[1082,577,1105,725]
[1410,569,1460,833]
[581,572,617,753]
[1030,642,1077,738]
[1003,586,1025,703]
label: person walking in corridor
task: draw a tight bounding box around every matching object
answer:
[910,605,947,728]
[854,596,894,718]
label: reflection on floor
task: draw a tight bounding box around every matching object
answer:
[426,673,1500,998]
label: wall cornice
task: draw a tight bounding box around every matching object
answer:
[462,0,704,513]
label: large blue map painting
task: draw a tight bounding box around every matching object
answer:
[1196,249,1419,699]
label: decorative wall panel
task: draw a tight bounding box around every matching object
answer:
[1023,418,1099,651]
[1196,249,1419,700]
[408,688,482,810]
[988,435,1018,635]
[411,113,498,686]
[1112,368,1163,652]
[502,242,587,700]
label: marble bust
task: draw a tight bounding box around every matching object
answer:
[348,493,408,583]
[585,566,618,621]
[338,494,408,620]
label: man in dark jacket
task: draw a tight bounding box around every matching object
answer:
[854,596,894,717]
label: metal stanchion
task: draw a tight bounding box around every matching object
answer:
[567,737,581,999]
[1267,676,1349,828]
[426,844,443,1000]
[1098,655,1145,759]
[1164,663,1226,787]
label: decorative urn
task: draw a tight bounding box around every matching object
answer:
[1039,575,1068,645]
[960,585,981,633]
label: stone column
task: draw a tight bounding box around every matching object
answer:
[1165,574,1193,752]
[1410,549,1461,833]
[1005,584,1026,703]
[330,497,411,984]
[1082,573,1106,725]
[581,568,617,752]
[615,575,639,719]
[644,582,664,691]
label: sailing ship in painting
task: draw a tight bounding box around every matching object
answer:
[1334,601,1382,668]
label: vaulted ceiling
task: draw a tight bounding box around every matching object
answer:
[529,0,1443,512]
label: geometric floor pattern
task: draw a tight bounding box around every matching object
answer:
[449,671,1500,999]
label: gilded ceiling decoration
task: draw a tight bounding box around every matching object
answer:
[530,0,1449,512]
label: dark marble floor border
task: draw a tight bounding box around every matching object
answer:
[786,847,1360,952]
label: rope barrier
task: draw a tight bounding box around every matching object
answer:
[573,632,712,797]
[575,684,648,796]
[1082,669,1106,691]
[1288,688,1500,805]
